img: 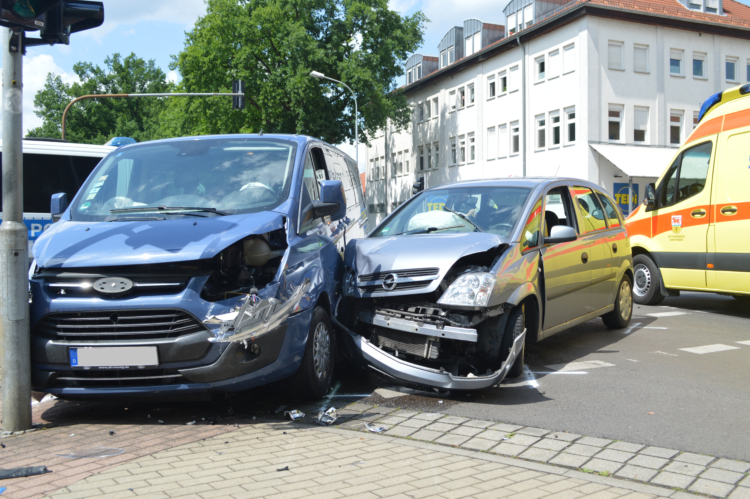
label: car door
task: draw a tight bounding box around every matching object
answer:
[711,129,750,293]
[540,185,592,331]
[595,190,628,307]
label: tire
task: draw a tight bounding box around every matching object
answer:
[289,306,334,399]
[602,275,634,329]
[632,254,665,305]
[500,306,525,379]
[732,294,750,303]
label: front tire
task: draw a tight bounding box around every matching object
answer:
[501,306,525,378]
[289,306,334,399]
[633,254,665,305]
[602,275,634,329]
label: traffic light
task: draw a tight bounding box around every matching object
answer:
[412,177,424,195]
[32,1,104,46]
[0,0,60,30]
[232,80,245,110]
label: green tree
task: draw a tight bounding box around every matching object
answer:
[156,0,426,145]
[28,53,174,144]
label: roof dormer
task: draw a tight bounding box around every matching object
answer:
[676,0,723,15]
[405,54,439,85]
[438,26,464,69]
[463,19,505,57]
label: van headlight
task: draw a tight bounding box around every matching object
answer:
[438,272,496,307]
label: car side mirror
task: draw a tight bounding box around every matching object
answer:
[645,183,656,209]
[51,193,68,222]
[546,225,577,244]
[319,180,346,221]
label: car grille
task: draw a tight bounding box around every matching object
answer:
[34,309,209,341]
[358,281,433,293]
[358,268,439,282]
[50,368,184,388]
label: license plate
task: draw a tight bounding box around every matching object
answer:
[69,347,158,369]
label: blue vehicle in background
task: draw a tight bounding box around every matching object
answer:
[29,134,368,399]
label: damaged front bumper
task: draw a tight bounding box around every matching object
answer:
[333,315,525,391]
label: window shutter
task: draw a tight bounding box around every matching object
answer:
[487,127,497,160]
[498,125,508,158]
[507,13,516,33]
[634,46,648,73]
[523,5,534,26]
[564,44,576,73]
[706,0,719,8]
[608,43,622,69]
[549,50,560,77]
[634,108,649,131]
[474,32,481,53]
[465,36,473,57]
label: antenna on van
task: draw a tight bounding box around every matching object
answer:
[555,166,561,177]
[259,129,264,136]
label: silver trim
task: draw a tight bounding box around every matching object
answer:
[361,312,478,342]
[357,274,438,287]
[47,282,182,288]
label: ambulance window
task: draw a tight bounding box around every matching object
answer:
[660,141,712,208]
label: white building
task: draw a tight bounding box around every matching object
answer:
[365,0,750,224]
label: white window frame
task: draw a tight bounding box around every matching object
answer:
[693,52,706,79]
[369,159,374,182]
[487,75,496,100]
[548,49,560,79]
[398,151,404,177]
[380,156,386,180]
[418,146,425,172]
[608,105,624,143]
[510,121,520,156]
[670,111,683,146]
[563,43,576,74]
[433,142,440,170]
[565,106,576,145]
[670,49,684,77]
[449,46,455,64]
[457,87,466,109]
[432,97,439,119]
[465,35,473,57]
[499,70,508,95]
[634,44,649,74]
[468,132,476,162]
[487,126,497,161]
[449,90,456,112]
[450,138,457,167]
[550,111,561,148]
[440,50,448,69]
[392,152,398,177]
[536,55,546,82]
[726,56,739,82]
[536,114,547,150]
[458,134,466,164]
[426,144,432,170]
[509,65,520,93]
[498,124,508,158]
[416,63,422,80]
[608,41,624,71]
[468,83,475,106]
[634,106,649,144]
[404,150,410,174]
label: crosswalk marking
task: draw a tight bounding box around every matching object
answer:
[545,360,615,372]
[679,344,740,355]
[737,341,750,346]
[648,311,689,318]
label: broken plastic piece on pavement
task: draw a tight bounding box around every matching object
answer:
[317,407,338,425]
[108,431,115,436]
[0,486,6,494]
[69,434,75,437]
[158,420,164,425]
[0,466,50,480]
[274,405,287,414]
[284,410,305,421]
[276,466,289,472]
[187,421,196,425]
[57,447,125,459]
[364,422,386,433]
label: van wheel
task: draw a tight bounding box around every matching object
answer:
[602,275,634,329]
[290,307,334,399]
[732,295,750,303]
[633,255,665,305]
[501,306,525,379]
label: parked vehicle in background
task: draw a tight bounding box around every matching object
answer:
[0,138,115,261]
[626,83,750,305]
[29,135,367,399]
[335,178,632,391]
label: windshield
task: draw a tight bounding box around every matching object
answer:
[371,186,531,238]
[70,138,297,222]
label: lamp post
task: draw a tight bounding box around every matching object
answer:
[310,71,358,167]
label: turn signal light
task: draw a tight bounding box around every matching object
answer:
[707,264,714,269]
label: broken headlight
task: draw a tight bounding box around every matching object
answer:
[437,272,496,307]
[343,269,356,296]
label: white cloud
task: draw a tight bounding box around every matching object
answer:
[122,28,136,36]
[167,70,180,84]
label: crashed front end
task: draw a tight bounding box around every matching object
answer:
[335,233,525,391]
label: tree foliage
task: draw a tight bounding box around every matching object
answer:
[28,53,174,144]
[157,0,427,145]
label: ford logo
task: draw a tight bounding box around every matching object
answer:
[93,277,134,296]
[382,273,398,291]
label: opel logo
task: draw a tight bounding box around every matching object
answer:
[382,273,398,291]
[93,277,134,296]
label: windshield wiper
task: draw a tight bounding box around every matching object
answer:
[443,206,483,232]
[110,206,230,216]
[396,225,465,236]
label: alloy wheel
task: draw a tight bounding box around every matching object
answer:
[619,279,633,321]
[633,263,651,297]
[312,322,330,381]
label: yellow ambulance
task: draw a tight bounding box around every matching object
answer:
[626,83,750,305]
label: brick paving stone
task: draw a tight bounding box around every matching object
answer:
[546,433,582,442]
[577,437,613,448]
[378,416,408,425]
[582,459,623,474]
[700,468,745,484]
[422,422,458,433]
[409,429,444,442]
[615,465,658,482]
[650,471,696,489]
[740,475,750,487]
[711,459,750,473]
[435,434,471,446]
[506,434,541,446]
[399,418,432,429]
[461,437,498,451]
[674,452,716,466]
[477,430,513,442]
[549,453,590,469]
[345,403,374,413]
[607,442,645,453]
[689,478,735,498]
[493,443,529,457]
[594,449,636,463]
[390,410,420,418]
[627,455,669,470]
[463,420,496,429]
[533,438,571,452]
[729,487,750,499]
[664,461,706,476]
[564,444,603,457]
[517,427,550,437]
[411,412,445,421]
[441,416,471,425]
[488,423,524,432]
[519,448,559,463]
[450,426,485,437]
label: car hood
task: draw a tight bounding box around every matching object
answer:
[345,232,507,298]
[33,211,286,269]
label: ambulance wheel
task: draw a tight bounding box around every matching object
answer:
[633,255,664,305]
[602,275,633,329]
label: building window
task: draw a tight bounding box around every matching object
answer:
[670,112,683,146]
[608,41,624,70]
[563,43,576,74]
[407,70,413,85]
[509,66,520,92]
[689,0,702,10]
[449,90,456,112]
[416,63,422,80]
[550,111,561,147]
[566,107,576,143]
[468,84,475,105]
[670,50,683,76]
[499,71,507,93]
[392,153,397,177]
[404,150,410,173]
[432,98,439,118]
[450,138,457,166]
[548,49,560,79]
[469,133,475,161]
[369,159,374,181]
[726,57,738,82]
[524,4,534,28]
[373,158,379,180]
[381,156,386,179]
[487,126,497,160]
[441,50,448,68]
[536,115,546,150]
[449,47,455,64]
[488,75,496,99]
[608,106,623,142]
[459,135,466,164]
[693,53,706,78]
[419,147,424,172]
[536,56,546,81]
[498,124,508,158]
[426,144,432,170]
[634,44,649,73]
[465,36,473,57]
[634,106,649,144]
[457,87,465,109]
[508,12,517,35]
[418,102,424,122]
[511,122,520,155]
[433,142,439,170]
[693,111,699,130]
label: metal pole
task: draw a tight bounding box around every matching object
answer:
[1,28,32,431]
[310,73,358,168]
[628,177,634,217]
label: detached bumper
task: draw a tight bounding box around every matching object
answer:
[333,316,525,391]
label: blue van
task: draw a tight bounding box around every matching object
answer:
[29,135,367,399]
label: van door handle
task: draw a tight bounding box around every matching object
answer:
[691,209,706,219]
[721,206,738,216]
[612,243,618,254]
[581,252,589,264]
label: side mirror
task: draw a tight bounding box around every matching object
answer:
[644,183,656,209]
[546,225,577,244]
[51,193,68,222]
[319,180,346,221]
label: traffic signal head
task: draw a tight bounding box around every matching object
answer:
[0,0,61,30]
[412,177,424,195]
[37,1,103,45]
[232,80,245,110]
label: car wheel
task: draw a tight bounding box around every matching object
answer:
[602,275,634,329]
[500,306,525,379]
[633,254,665,305]
[732,294,750,302]
[290,306,334,399]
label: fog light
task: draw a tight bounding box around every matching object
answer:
[250,343,261,355]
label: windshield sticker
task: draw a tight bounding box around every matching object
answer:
[86,194,96,200]
[93,181,104,188]
[671,215,682,234]
[98,175,108,182]
[89,187,100,194]
[79,202,91,211]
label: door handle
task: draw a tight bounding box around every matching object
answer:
[691,209,706,219]
[581,252,589,264]
[612,243,618,254]
[721,205,738,216]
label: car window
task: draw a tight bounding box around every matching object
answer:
[544,186,578,242]
[521,197,543,250]
[597,191,622,228]
[660,141,712,208]
[572,187,608,233]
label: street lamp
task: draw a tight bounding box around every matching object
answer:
[310,71,358,168]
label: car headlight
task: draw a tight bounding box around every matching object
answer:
[437,272,496,307]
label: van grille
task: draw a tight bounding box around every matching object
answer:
[34,309,208,341]
[358,268,439,282]
[359,281,433,293]
[50,369,184,388]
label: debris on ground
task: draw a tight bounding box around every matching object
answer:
[108,431,115,436]
[364,423,386,433]
[276,466,289,472]
[317,407,337,425]
[186,421,196,425]
[284,410,305,421]
[57,447,124,459]
[0,466,50,480]
[158,420,164,425]
[0,443,4,448]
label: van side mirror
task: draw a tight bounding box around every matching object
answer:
[51,193,68,222]
[319,180,346,221]
[645,183,657,209]
[545,225,577,244]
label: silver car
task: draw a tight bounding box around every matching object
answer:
[334,178,633,391]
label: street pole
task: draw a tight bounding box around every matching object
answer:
[309,71,358,168]
[1,28,32,431]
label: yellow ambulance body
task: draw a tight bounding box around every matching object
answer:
[626,83,750,305]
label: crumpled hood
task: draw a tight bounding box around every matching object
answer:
[33,211,286,269]
[345,232,507,297]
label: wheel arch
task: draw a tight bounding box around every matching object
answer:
[520,295,540,345]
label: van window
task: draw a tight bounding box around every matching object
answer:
[573,187,607,233]
[300,152,323,233]
[660,141,712,208]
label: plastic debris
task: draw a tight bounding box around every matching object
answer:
[0,443,5,448]
[108,431,115,436]
[276,466,289,472]
[1,487,6,494]
[57,447,124,459]
[158,420,164,425]
[284,410,305,421]
[69,434,75,437]
[438,401,443,404]
[364,422,386,433]
[275,405,287,414]
[0,466,50,480]
[187,421,196,425]
[317,407,338,426]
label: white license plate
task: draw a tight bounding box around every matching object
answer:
[69,347,158,369]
